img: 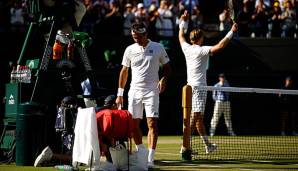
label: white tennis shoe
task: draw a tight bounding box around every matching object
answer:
[148,161,155,168]
[205,144,217,154]
[34,146,53,167]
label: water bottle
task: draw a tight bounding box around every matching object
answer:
[27,66,31,83]
[10,66,16,83]
[21,66,26,83]
[53,40,63,60]
[19,66,24,83]
[24,66,31,83]
[54,164,73,170]
[23,66,27,83]
[67,40,74,60]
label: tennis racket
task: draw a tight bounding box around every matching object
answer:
[228,0,235,23]
[227,0,239,40]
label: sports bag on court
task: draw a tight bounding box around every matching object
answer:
[96,109,134,139]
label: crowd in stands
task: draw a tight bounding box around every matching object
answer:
[236,0,297,38]
[0,0,297,38]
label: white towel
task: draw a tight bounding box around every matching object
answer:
[72,107,100,168]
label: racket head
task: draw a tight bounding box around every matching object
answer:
[228,0,235,22]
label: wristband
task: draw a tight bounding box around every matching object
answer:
[179,20,188,31]
[225,30,233,40]
[117,88,124,96]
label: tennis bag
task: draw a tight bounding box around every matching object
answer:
[96,109,134,140]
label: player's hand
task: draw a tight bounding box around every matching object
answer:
[180,10,189,22]
[116,96,123,109]
[231,23,238,32]
[158,77,167,93]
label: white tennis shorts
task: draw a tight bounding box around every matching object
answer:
[128,89,159,119]
[192,86,207,113]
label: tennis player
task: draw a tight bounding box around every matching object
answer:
[116,22,171,168]
[178,10,237,156]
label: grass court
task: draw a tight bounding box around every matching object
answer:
[0,136,298,170]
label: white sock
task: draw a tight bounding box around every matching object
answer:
[136,144,145,151]
[148,148,155,162]
[180,146,186,153]
[200,136,210,146]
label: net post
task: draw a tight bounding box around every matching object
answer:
[182,85,192,150]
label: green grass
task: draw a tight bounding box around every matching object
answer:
[153,136,298,170]
[0,136,298,171]
[191,136,298,160]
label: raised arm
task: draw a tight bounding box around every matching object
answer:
[178,10,189,44]
[210,23,238,55]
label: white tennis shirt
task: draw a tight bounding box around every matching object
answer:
[122,40,170,90]
[180,42,212,86]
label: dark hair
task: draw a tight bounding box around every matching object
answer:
[285,76,292,81]
[131,22,147,34]
[61,96,76,107]
[104,95,116,107]
[219,73,225,77]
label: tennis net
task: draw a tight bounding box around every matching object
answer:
[190,86,298,160]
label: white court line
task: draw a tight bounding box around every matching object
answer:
[250,160,275,163]
[161,160,182,163]
[200,164,223,168]
[160,160,276,171]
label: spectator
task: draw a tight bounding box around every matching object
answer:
[93,0,108,34]
[219,7,232,34]
[147,4,159,40]
[169,0,180,30]
[191,5,204,29]
[84,0,94,11]
[281,0,296,37]
[251,0,270,37]
[156,0,174,37]
[245,0,257,14]
[104,0,123,35]
[10,0,25,32]
[135,3,148,24]
[279,0,288,12]
[123,3,136,36]
[237,0,252,37]
[180,0,199,12]
[143,0,159,9]
[279,76,297,136]
[268,1,283,37]
[102,0,123,69]
[255,0,271,9]
[209,73,236,136]
[79,0,97,34]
